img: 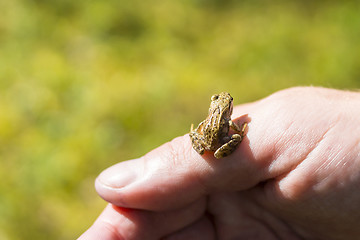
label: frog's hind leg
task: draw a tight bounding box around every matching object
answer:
[189,132,205,155]
[214,134,242,159]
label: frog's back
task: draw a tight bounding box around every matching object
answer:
[202,107,223,150]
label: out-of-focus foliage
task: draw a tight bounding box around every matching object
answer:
[0,0,360,239]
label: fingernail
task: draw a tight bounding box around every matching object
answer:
[96,161,138,189]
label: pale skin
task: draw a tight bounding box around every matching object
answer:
[79,87,360,240]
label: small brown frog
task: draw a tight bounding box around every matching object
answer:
[189,92,247,159]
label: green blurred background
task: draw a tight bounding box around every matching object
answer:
[1,0,360,239]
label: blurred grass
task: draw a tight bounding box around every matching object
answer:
[0,0,360,239]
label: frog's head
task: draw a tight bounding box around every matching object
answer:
[210,92,233,116]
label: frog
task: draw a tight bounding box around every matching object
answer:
[189,92,247,159]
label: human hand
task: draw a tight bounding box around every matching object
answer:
[78,87,360,240]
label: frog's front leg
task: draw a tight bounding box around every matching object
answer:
[229,120,247,137]
[214,133,243,159]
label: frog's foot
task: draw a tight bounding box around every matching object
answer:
[189,132,205,155]
[230,121,247,137]
[214,134,242,159]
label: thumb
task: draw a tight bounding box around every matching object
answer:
[95,110,270,211]
[96,87,351,211]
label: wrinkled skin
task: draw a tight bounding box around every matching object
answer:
[79,87,360,240]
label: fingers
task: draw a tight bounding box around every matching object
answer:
[78,198,206,240]
[86,87,360,239]
[208,191,303,240]
[95,131,267,211]
[95,87,346,212]
[162,216,215,240]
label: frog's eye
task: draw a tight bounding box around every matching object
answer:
[211,94,219,101]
